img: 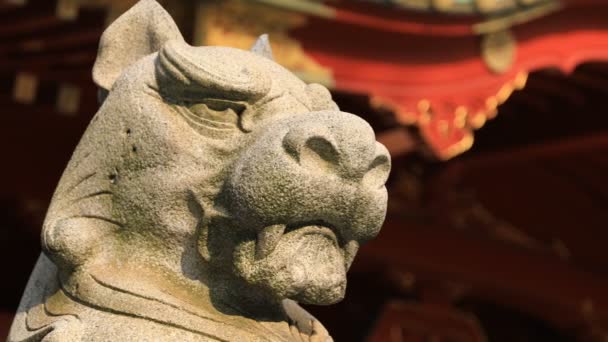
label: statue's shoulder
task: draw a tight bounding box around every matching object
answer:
[7,256,242,342]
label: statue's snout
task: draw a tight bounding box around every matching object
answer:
[226,110,390,243]
[282,112,390,184]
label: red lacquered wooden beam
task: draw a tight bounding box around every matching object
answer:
[450,132,608,170]
[292,5,608,159]
[332,8,474,37]
[360,221,608,331]
[368,301,486,342]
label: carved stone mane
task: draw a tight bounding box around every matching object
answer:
[8,1,390,341]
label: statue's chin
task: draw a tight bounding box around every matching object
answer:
[235,230,348,305]
[287,234,347,305]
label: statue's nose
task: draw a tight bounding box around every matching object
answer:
[282,112,390,188]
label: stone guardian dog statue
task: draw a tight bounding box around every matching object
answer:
[8,1,390,341]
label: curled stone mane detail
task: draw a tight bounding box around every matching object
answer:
[8,1,390,341]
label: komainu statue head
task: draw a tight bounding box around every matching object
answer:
[9,1,390,341]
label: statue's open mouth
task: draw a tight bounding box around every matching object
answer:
[255,222,342,260]
[295,225,339,246]
[253,221,359,275]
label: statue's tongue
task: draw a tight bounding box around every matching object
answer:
[287,234,346,304]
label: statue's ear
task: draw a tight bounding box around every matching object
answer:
[92,0,184,92]
[250,34,274,61]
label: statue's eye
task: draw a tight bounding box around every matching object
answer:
[185,99,246,126]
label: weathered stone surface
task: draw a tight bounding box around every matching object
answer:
[8,1,390,341]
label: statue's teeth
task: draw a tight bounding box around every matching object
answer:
[343,240,359,270]
[255,224,286,260]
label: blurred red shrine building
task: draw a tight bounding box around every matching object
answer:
[2,0,608,341]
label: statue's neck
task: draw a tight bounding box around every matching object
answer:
[62,261,296,341]
[102,239,291,326]
[205,270,289,322]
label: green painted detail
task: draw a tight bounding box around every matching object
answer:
[473,1,562,34]
[359,0,558,16]
[251,0,336,18]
